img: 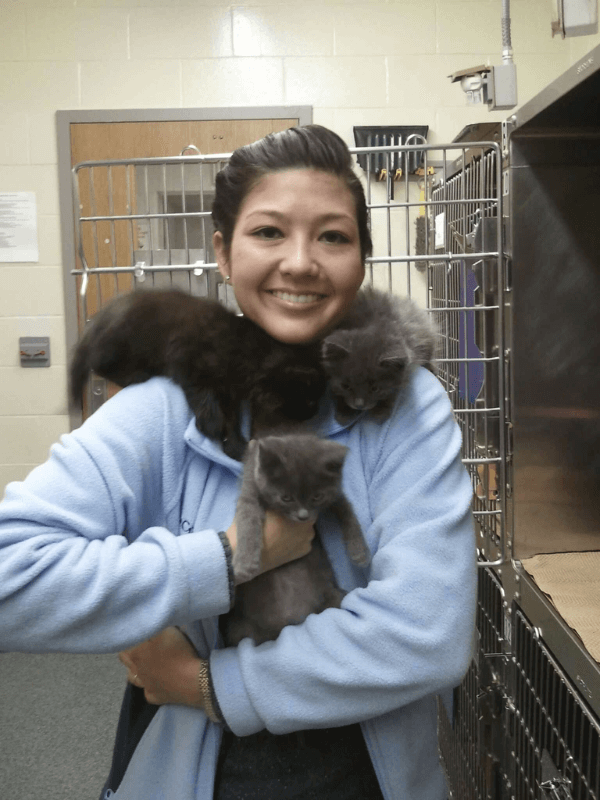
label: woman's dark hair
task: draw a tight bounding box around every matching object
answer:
[212,124,372,263]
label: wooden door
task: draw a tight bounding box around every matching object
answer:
[69,117,298,416]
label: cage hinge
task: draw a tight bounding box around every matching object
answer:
[504,252,512,293]
[501,116,515,161]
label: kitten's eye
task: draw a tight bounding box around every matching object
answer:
[280,494,293,503]
[311,492,324,503]
[320,230,351,245]
[253,226,283,240]
[340,381,350,391]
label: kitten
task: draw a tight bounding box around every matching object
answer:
[221,432,370,645]
[322,286,438,424]
[69,289,327,460]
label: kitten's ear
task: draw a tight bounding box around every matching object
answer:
[322,339,351,362]
[257,440,285,474]
[379,355,407,372]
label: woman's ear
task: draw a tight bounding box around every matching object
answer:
[213,232,231,283]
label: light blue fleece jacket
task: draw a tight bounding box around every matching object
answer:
[0,367,476,800]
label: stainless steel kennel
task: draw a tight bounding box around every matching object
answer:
[68,50,600,796]
[436,44,600,800]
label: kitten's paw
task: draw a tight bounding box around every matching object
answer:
[222,435,247,461]
[188,389,226,440]
[333,402,358,426]
[232,553,262,585]
[348,538,371,567]
[368,403,395,423]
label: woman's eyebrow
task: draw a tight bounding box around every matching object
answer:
[245,209,356,224]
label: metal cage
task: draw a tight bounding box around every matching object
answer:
[438,565,508,800]
[509,607,600,800]
[70,137,513,796]
[71,141,508,563]
[431,72,600,798]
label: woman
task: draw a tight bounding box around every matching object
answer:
[0,125,476,800]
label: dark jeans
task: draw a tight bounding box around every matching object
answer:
[214,724,385,800]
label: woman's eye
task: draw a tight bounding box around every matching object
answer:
[253,226,283,240]
[320,230,350,245]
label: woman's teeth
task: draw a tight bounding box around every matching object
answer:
[271,291,323,304]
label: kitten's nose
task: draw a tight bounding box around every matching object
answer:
[296,509,310,520]
[352,398,365,409]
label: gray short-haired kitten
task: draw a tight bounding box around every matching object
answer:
[221,432,370,646]
[322,286,438,425]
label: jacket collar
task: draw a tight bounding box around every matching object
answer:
[183,388,360,470]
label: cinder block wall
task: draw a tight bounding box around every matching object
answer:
[1,0,589,493]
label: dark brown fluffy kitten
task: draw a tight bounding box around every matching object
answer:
[322,286,438,424]
[69,289,327,460]
[221,432,370,646]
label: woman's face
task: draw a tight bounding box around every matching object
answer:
[213,168,365,344]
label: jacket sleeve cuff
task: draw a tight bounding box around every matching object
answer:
[175,528,234,621]
[209,644,264,736]
[217,531,235,608]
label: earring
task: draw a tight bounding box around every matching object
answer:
[224,275,231,282]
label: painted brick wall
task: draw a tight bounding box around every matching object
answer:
[1,0,592,492]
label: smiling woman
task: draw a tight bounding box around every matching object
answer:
[0,125,476,800]
[213,169,365,344]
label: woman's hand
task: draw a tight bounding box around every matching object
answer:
[118,626,203,708]
[225,509,315,580]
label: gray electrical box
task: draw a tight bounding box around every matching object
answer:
[553,0,598,37]
[487,62,518,111]
[19,336,50,368]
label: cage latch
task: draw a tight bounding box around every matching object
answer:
[539,778,573,800]
[539,751,573,800]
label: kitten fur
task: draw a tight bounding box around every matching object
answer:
[69,289,327,460]
[322,286,438,424]
[221,432,370,645]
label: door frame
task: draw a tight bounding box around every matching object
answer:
[56,106,312,429]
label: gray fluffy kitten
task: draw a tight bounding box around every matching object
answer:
[322,286,438,424]
[221,432,370,646]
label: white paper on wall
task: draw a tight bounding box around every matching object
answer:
[0,192,39,263]
[435,212,445,249]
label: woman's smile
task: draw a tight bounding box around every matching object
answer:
[266,290,328,305]
[213,169,365,344]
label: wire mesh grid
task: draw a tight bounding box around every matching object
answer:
[429,147,505,560]
[71,152,234,309]
[71,140,506,563]
[438,566,507,800]
[352,140,506,563]
[510,608,600,800]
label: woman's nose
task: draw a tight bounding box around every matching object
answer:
[279,236,319,276]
